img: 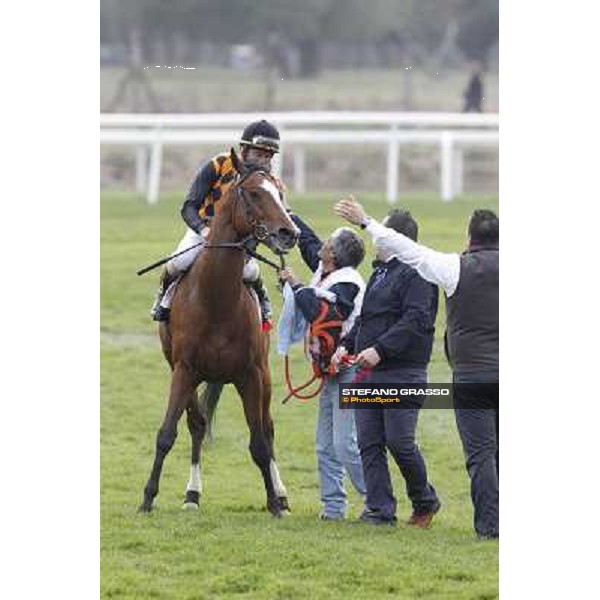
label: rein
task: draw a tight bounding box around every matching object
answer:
[203,169,287,273]
[136,167,289,277]
[203,237,285,272]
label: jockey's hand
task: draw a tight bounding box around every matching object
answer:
[278,266,301,288]
[201,227,210,240]
[334,195,370,228]
[331,346,349,370]
[356,347,381,369]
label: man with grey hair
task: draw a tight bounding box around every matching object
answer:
[279,213,367,521]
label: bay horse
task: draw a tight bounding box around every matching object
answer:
[138,149,299,516]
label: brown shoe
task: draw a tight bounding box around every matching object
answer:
[406,501,441,529]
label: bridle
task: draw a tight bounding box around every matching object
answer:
[232,169,272,243]
[135,168,287,277]
[203,168,287,272]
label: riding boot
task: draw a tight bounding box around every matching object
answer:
[251,276,273,330]
[150,268,177,322]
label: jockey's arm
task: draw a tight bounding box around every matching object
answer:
[181,159,219,232]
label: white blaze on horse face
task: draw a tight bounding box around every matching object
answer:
[186,463,202,494]
[269,460,287,497]
[260,179,285,212]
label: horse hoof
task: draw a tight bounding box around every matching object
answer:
[268,497,291,517]
[137,503,153,513]
[183,490,200,510]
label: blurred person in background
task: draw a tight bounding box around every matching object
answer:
[150,120,284,326]
[335,197,499,540]
[463,60,485,113]
[331,208,441,528]
[278,214,367,521]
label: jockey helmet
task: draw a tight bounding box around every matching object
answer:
[240,120,280,154]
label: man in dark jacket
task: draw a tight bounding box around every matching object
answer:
[332,209,441,527]
[336,198,499,540]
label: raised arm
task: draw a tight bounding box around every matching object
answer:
[335,198,461,297]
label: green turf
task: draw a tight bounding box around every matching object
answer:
[101,192,499,599]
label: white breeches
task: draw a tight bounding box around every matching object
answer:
[166,227,205,275]
[160,227,261,310]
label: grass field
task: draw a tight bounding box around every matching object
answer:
[101,191,499,599]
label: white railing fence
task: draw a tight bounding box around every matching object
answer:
[100,112,499,204]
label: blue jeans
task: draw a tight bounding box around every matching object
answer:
[316,366,366,518]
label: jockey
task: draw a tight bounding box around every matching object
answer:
[150,119,283,325]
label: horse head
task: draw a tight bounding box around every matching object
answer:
[229,148,299,255]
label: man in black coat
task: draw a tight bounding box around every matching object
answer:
[336,198,499,540]
[332,209,441,527]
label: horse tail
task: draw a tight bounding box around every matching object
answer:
[198,382,224,443]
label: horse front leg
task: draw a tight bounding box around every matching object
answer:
[182,388,207,510]
[138,363,196,513]
[261,367,290,514]
[235,367,289,518]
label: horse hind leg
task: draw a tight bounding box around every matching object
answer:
[182,388,207,511]
[138,364,195,513]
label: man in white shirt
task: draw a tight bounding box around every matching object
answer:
[335,197,499,540]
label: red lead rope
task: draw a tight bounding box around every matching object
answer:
[281,354,358,405]
[282,300,358,404]
[282,356,325,404]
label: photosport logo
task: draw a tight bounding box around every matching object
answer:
[338,383,499,409]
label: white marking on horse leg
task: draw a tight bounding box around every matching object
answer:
[186,463,202,494]
[269,460,287,497]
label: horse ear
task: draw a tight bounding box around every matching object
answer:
[230,147,247,175]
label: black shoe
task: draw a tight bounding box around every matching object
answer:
[152,306,170,322]
[150,269,178,322]
[359,508,397,526]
